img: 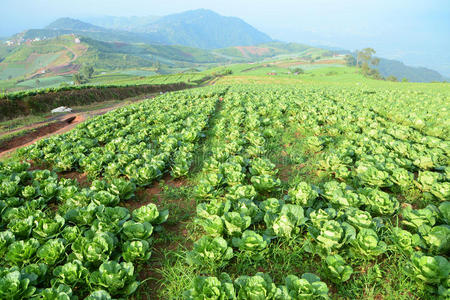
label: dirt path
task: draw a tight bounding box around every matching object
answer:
[0,78,223,159]
[0,115,85,158]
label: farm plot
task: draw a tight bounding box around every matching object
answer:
[0,84,448,299]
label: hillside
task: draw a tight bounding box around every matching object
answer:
[142,9,272,49]
[0,35,233,85]
[3,9,446,83]
[376,57,446,82]
[46,18,104,31]
[1,33,447,93]
[82,15,160,32]
[214,42,325,61]
[0,35,334,90]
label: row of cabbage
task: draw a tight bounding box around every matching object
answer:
[19,88,225,183]
[282,86,449,298]
[183,87,334,298]
[0,161,168,299]
[291,88,448,201]
[354,88,449,140]
[182,85,449,299]
[0,88,226,299]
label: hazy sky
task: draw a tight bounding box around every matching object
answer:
[1,0,449,76]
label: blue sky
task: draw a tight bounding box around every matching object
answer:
[1,0,449,76]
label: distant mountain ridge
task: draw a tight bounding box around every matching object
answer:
[2,9,447,82]
[37,10,272,49]
[81,16,161,32]
[143,9,272,49]
[376,58,446,82]
[46,18,104,32]
[82,10,273,49]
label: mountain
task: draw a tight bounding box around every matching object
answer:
[34,10,272,49]
[2,9,446,83]
[0,34,232,82]
[213,42,318,61]
[142,9,272,49]
[46,18,104,31]
[81,16,160,32]
[376,58,446,82]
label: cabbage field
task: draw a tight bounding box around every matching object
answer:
[0,83,449,299]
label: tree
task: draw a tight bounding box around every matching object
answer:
[344,54,356,66]
[35,79,40,87]
[401,78,409,83]
[386,75,398,82]
[356,48,376,68]
[292,67,304,74]
[371,57,380,66]
[355,48,384,79]
[72,73,85,85]
[154,61,161,72]
[81,65,94,79]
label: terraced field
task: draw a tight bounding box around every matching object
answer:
[0,82,448,299]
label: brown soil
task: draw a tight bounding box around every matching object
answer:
[277,163,293,182]
[28,45,87,80]
[0,114,84,156]
[0,94,156,159]
[58,171,90,187]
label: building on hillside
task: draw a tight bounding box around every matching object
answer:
[74,38,81,44]
[5,41,13,46]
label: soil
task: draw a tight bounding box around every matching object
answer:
[58,171,91,187]
[276,162,293,182]
[0,115,84,155]
[0,94,156,158]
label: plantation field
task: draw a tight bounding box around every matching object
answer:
[0,78,449,299]
[16,75,72,89]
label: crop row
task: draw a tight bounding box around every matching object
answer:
[0,87,226,298]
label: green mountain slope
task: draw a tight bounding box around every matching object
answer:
[376,58,446,82]
[143,9,272,49]
[214,42,324,61]
[33,10,272,49]
[81,16,161,32]
[46,18,104,31]
[16,27,161,45]
[4,9,444,83]
[0,35,231,85]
